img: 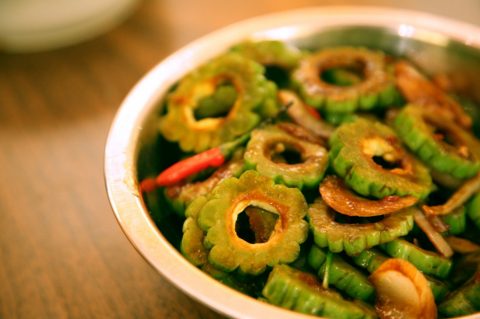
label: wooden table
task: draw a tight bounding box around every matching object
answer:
[1,1,479,318]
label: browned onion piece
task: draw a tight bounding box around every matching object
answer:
[370,258,437,319]
[445,236,480,254]
[394,60,471,128]
[413,210,453,258]
[319,175,418,217]
[278,90,334,140]
[423,172,480,216]
[427,215,449,233]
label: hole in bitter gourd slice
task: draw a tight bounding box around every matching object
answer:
[267,141,304,165]
[265,65,290,88]
[235,206,279,244]
[194,83,237,120]
[321,66,363,87]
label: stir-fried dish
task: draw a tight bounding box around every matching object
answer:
[140,40,480,318]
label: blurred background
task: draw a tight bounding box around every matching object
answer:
[1,0,479,318]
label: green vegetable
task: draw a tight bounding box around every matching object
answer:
[244,125,328,189]
[381,239,452,279]
[439,273,480,317]
[159,53,278,152]
[329,118,433,199]
[307,245,375,302]
[394,104,480,179]
[293,46,400,112]
[441,205,467,235]
[197,170,309,274]
[307,199,414,256]
[230,40,302,69]
[262,265,377,319]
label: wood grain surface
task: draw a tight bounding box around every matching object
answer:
[1,1,479,318]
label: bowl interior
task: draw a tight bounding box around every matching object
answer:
[106,8,480,319]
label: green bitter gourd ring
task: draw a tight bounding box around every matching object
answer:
[262,264,377,319]
[230,40,302,70]
[292,46,399,113]
[197,170,309,275]
[308,198,415,256]
[244,124,328,189]
[394,104,480,179]
[329,118,432,199]
[159,53,278,152]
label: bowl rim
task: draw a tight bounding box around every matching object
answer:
[104,6,480,319]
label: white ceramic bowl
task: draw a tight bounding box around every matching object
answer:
[105,7,480,319]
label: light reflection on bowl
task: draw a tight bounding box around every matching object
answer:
[105,7,480,319]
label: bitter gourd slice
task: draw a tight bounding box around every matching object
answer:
[329,118,432,199]
[197,170,308,274]
[440,206,466,235]
[244,124,328,189]
[351,249,449,301]
[351,249,388,274]
[438,272,480,317]
[262,264,377,319]
[307,199,414,256]
[230,40,302,70]
[159,53,278,152]
[467,191,480,230]
[181,196,209,266]
[307,245,375,302]
[292,46,400,112]
[394,104,480,179]
[380,239,452,279]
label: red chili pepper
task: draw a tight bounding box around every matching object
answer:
[140,133,250,192]
[155,147,225,187]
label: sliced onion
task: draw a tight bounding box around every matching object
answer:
[278,90,334,140]
[394,60,471,128]
[370,258,437,319]
[427,215,449,233]
[445,236,480,254]
[413,209,453,258]
[319,175,418,217]
[423,172,480,216]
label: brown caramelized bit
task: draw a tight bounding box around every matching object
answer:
[394,60,471,128]
[320,175,418,217]
[423,172,480,215]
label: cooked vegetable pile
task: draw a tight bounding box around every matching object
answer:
[141,40,480,318]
